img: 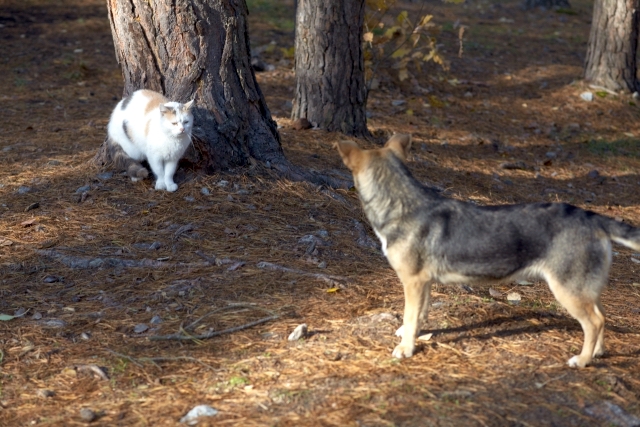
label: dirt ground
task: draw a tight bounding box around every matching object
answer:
[1,0,640,425]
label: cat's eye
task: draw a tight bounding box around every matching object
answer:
[172,122,178,125]
[184,121,190,124]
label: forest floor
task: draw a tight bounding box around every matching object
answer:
[1,0,640,426]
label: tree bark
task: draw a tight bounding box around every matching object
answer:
[584,0,640,93]
[95,0,350,188]
[292,0,369,137]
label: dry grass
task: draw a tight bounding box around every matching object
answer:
[1,0,640,426]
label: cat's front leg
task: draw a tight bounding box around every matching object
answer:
[163,160,179,192]
[147,156,167,190]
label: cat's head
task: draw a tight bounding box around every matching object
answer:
[159,100,195,137]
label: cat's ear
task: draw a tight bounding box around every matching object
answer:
[183,99,195,111]
[159,104,173,114]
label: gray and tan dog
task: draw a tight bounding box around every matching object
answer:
[336,133,640,368]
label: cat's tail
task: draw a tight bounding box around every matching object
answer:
[109,138,149,181]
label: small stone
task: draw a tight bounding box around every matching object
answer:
[134,324,149,334]
[32,311,42,320]
[14,308,26,317]
[391,99,406,106]
[81,332,91,340]
[489,288,502,298]
[545,151,557,159]
[587,169,600,179]
[580,91,594,102]
[288,323,308,341]
[292,118,312,130]
[79,408,96,422]
[317,261,327,269]
[458,284,474,293]
[180,405,218,425]
[417,333,433,341]
[370,312,396,322]
[96,172,113,180]
[184,196,195,202]
[43,275,62,283]
[40,319,66,328]
[75,185,91,194]
[150,315,162,324]
[17,186,31,194]
[149,241,162,250]
[507,292,522,305]
[200,187,210,195]
[36,389,55,398]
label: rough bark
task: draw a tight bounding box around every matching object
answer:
[523,0,570,9]
[292,0,369,137]
[94,0,350,188]
[584,0,640,93]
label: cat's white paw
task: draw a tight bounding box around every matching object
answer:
[155,181,167,190]
[166,183,178,192]
[395,325,405,337]
[392,343,415,359]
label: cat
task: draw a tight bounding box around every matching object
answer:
[107,89,194,192]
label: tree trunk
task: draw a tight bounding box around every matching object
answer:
[292,0,369,137]
[584,0,640,93]
[523,0,570,10]
[95,0,350,188]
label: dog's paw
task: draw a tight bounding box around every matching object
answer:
[395,325,405,337]
[567,355,588,368]
[392,343,415,359]
[166,182,178,192]
[155,181,167,191]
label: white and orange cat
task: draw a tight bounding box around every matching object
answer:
[107,89,194,192]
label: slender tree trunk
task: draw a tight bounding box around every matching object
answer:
[292,0,369,137]
[94,0,350,187]
[584,0,640,93]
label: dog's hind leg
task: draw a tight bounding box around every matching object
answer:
[547,278,605,368]
[592,299,606,358]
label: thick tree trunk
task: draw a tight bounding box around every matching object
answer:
[523,0,570,10]
[95,0,350,188]
[584,0,640,93]
[292,0,369,137]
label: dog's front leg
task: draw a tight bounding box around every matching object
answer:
[395,281,432,338]
[392,276,427,359]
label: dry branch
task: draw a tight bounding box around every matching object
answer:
[36,249,208,269]
[256,261,349,285]
[106,349,216,370]
[149,304,279,341]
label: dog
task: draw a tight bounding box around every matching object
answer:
[336,133,640,368]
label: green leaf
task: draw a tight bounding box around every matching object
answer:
[595,91,608,98]
[0,314,15,321]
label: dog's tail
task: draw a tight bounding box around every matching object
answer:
[599,216,640,251]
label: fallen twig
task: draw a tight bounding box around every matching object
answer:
[106,349,216,370]
[256,261,349,285]
[149,304,279,341]
[36,249,208,269]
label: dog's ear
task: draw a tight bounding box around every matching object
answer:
[385,133,412,161]
[335,140,363,171]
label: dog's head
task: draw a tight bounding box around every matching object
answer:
[335,133,412,175]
